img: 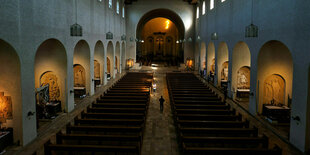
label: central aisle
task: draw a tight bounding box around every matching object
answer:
[140,67,180,155]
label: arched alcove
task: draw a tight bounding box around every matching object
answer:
[73,40,90,97]
[217,42,229,87]
[136,9,185,64]
[0,39,22,143]
[121,42,126,70]
[232,41,251,101]
[207,42,215,82]
[200,42,206,70]
[107,41,114,78]
[257,41,293,117]
[94,41,105,85]
[115,42,120,73]
[35,39,67,121]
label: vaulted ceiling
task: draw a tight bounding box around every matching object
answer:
[124,0,198,5]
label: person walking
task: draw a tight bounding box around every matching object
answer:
[159,96,165,112]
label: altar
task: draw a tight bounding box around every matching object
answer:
[74,87,86,98]
[262,104,291,123]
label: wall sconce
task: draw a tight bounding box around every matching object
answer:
[187,37,192,42]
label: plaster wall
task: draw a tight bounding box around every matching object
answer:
[217,42,228,86]
[257,41,293,113]
[0,40,22,145]
[126,0,195,62]
[206,42,215,77]
[0,0,126,145]
[195,0,310,151]
[231,42,251,99]
[94,41,105,85]
[200,42,206,69]
[34,39,67,111]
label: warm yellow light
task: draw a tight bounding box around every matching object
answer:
[165,20,170,29]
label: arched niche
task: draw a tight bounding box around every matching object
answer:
[232,41,251,101]
[107,57,111,74]
[73,40,90,96]
[94,60,100,80]
[237,66,251,89]
[136,9,185,63]
[217,42,229,87]
[121,42,126,70]
[200,42,206,70]
[73,64,86,87]
[0,39,22,143]
[35,39,67,114]
[115,42,120,73]
[207,42,215,80]
[94,41,104,85]
[115,56,118,70]
[220,61,229,83]
[107,41,114,78]
[257,40,293,114]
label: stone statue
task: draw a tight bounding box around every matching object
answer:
[237,66,250,89]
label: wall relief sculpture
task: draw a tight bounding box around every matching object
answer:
[263,74,285,105]
[237,66,251,89]
[0,92,13,121]
[74,64,86,87]
[94,60,100,79]
[221,61,229,81]
[40,71,60,101]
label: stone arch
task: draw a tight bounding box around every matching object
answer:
[107,41,114,78]
[232,41,251,101]
[207,42,215,81]
[257,40,293,114]
[0,39,22,143]
[115,42,121,73]
[73,40,91,96]
[217,42,229,87]
[94,41,105,85]
[35,38,67,114]
[136,9,185,63]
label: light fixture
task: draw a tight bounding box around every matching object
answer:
[121,35,126,41]
[211,32,218,40]
[106,32,113,40]
[245,0,258,38]
[188,37,192,42]
[71,0,82,37]
[197,36,201,41]
[176,40,180,44]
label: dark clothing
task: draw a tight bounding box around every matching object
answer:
[159,97,165,111]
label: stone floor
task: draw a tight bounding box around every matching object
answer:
[140,67,179,155]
